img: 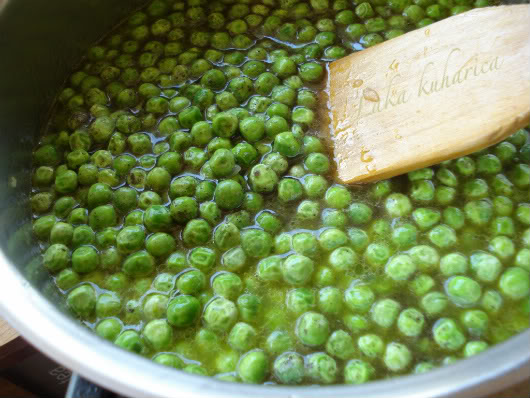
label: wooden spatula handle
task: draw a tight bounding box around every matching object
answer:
[327,5,530,184]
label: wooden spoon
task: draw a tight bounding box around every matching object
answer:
[322,4,530,184]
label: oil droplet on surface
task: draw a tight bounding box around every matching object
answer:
[351,79,363,88]
[363,88,380,102]
[360,147,374,163]
[389,59,399,71]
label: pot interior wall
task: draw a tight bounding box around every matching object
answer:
[0,0,146,303]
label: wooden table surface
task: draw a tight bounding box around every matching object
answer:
[1,318,528,397]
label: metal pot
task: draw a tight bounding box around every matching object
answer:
[0,1,528,397]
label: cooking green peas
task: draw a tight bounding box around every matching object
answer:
[31,0,530,385]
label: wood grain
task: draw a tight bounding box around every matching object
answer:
[0,318,35,372]
[0,377,37,398]
[326,5,530,184]
[0,318,19,347]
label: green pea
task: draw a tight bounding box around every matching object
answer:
[385,193,412,217]
[292,232,318,258]
[182,218,212,246]
[515,249,530,271]
[409,245,439,272]
[433,318,466,351]
[72,246,99,273]
[460,309,489,337]
[328,246,357,272]
[176,268,205,295]
[211,223,239,253]
[142,294,169,321]
[397,308,425,337]
[286,288,315,315]
[410,180,435,202]
[88,204,117,230]
[304,153,329,175]
[421,292,448,316]
[488,236,515,260]
[438,253,468,276]
[464,341,489,357]
[67,284,96,318]
[72,225,95,247]
[116,225,145,254]
[516,204,530,226]
[237,293,261,324]
[237,350,268,384]
[296,311,330,346]
[277,178,303,203]
[184,247,214,273]
[445,276,482,306]
[146,232,176,257]
[344,360,374,385]
[390,223,417,249]
[273,352,304,385]
[228,322,258,352]
[141,319,173,351]
[215,179,244,210]
[122,250,155,277]
[239,228,272,259]
[96,318,122,342]
[167,295,201,328]
[385,254,417,281]
[55,268,80,290]
[305,352,337,384]
[143,205,172,232]
[358,333,385,358]
[115,330,144,354]
[481,289,503,314]
[364,242,391,267]
[499,267,530,300]
[428,224,457,249]
[409,167,433,181]
[344,284,375,313]
[241,193,262,215]
[282,254,314,285]
[318,286,343,316]
[212,272,243,300]
[371,298,401,328]
[43,244,70,273]
[271,132,300,158]
[470,251,502,282]
[384,342,412,372]
[409,274,435,297]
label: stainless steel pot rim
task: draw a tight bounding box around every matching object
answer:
[1,251,529,398]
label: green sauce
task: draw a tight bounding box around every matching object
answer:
[31,0,529,385]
